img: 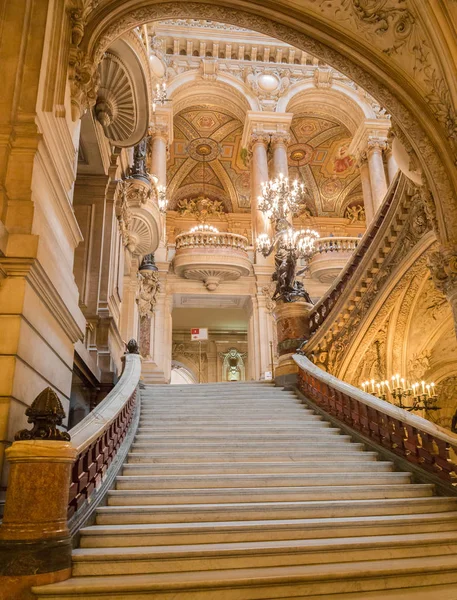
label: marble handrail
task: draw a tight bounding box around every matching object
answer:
[175,230,249,250]
[67,352,141,521]
[294,353,457,486]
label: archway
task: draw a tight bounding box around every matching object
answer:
[75,1,457,253]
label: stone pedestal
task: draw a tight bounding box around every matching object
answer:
[0,440,77,599]
[273,300,313,383]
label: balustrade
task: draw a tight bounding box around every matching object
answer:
[313,237,360,254]
[175,230,249,251]
[305,172,402,338]
[295,354,457,488]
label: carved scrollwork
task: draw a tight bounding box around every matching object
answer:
[137,260,161,318]
[428,246,457,297]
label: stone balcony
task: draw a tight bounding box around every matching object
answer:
[174,230,251,290]
[308,237,360,283]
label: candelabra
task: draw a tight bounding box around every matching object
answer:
[152,82,169,113]
[157,184,168,213]
[257,171,318,303]
[361,375,439,412]
[257,227,319,303]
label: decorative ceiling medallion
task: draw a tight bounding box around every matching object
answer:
[187,138,221,162]
[288,143,314,167]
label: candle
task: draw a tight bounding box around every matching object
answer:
[421,381,425,394]
[426,384,431,397]
[371,379,375,393]
[396,374,400,388]
[400,378,405,390]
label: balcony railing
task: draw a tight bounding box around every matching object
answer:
[175,230,249,250]
[314,237,360,254]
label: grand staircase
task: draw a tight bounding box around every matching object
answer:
[34,382,457,599]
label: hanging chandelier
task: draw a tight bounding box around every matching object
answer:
[257,227,319,259]
[360,375,439,412]
[258,173,307,229]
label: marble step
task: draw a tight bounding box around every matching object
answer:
[95,497,457,525]
[125,450,375,467]
[140,415,323,430]
[80,512,457,548]
[133,431,343,443]
[106,484,433,506]
[129,441,357,452]
[136,425,331,435]
[123,459,389,474]
[71,531,457,576]
[115,472,411,490]
[32,554,457,599]
[140,392,298,400]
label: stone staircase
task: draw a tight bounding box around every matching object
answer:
[34,382,457,599]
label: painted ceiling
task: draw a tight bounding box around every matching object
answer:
[167,106,362,216]
[167,105,250,213]
[288,114,362,216]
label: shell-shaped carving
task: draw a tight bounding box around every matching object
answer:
[96,53,137,144]
[129,215,155,256]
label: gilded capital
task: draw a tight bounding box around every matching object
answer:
[270,132,291,147]
[248,132,270,150]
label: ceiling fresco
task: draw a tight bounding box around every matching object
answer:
[167,106,363,217]
[288,115,362,216]
[167,105,250,213]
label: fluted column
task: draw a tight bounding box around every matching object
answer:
[271,133,290,178]
[357,152,375,224]
[249,133,272,242]
[367,138,388,212]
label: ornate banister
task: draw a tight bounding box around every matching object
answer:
[67,347,141,527]
[305,172,403,341]
[294,353,457,488]
[175,230,249,250]
[313,236,360,254]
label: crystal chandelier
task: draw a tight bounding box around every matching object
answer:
[360,375,439,412]
[259,174,307,230]
[157,184,168,213]
[256,168,318,303]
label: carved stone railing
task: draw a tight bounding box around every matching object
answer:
[175,230,249,250]
[295,354,457,491]
[174,230,251,290]
[303,172,410,344]
[67,350,141,530]
[308,237,360,283]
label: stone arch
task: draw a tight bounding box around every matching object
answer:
[280,83,377,130]
[76,1,457,248]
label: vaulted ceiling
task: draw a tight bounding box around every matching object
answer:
[167,104,250,213]
[288,114,362,217]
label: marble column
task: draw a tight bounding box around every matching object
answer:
[149,124,168,187]
[271,133,290,178]
[357,152,375,224]
[367,139,388,212]
[249,133,272,242]
[385,141,399,184]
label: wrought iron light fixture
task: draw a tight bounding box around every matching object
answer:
[256,171,318,303]
[157,184,168,213]
[360,375,439,412]
[152,81,169,113]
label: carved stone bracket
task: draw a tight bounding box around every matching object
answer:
[428,246,457,300]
